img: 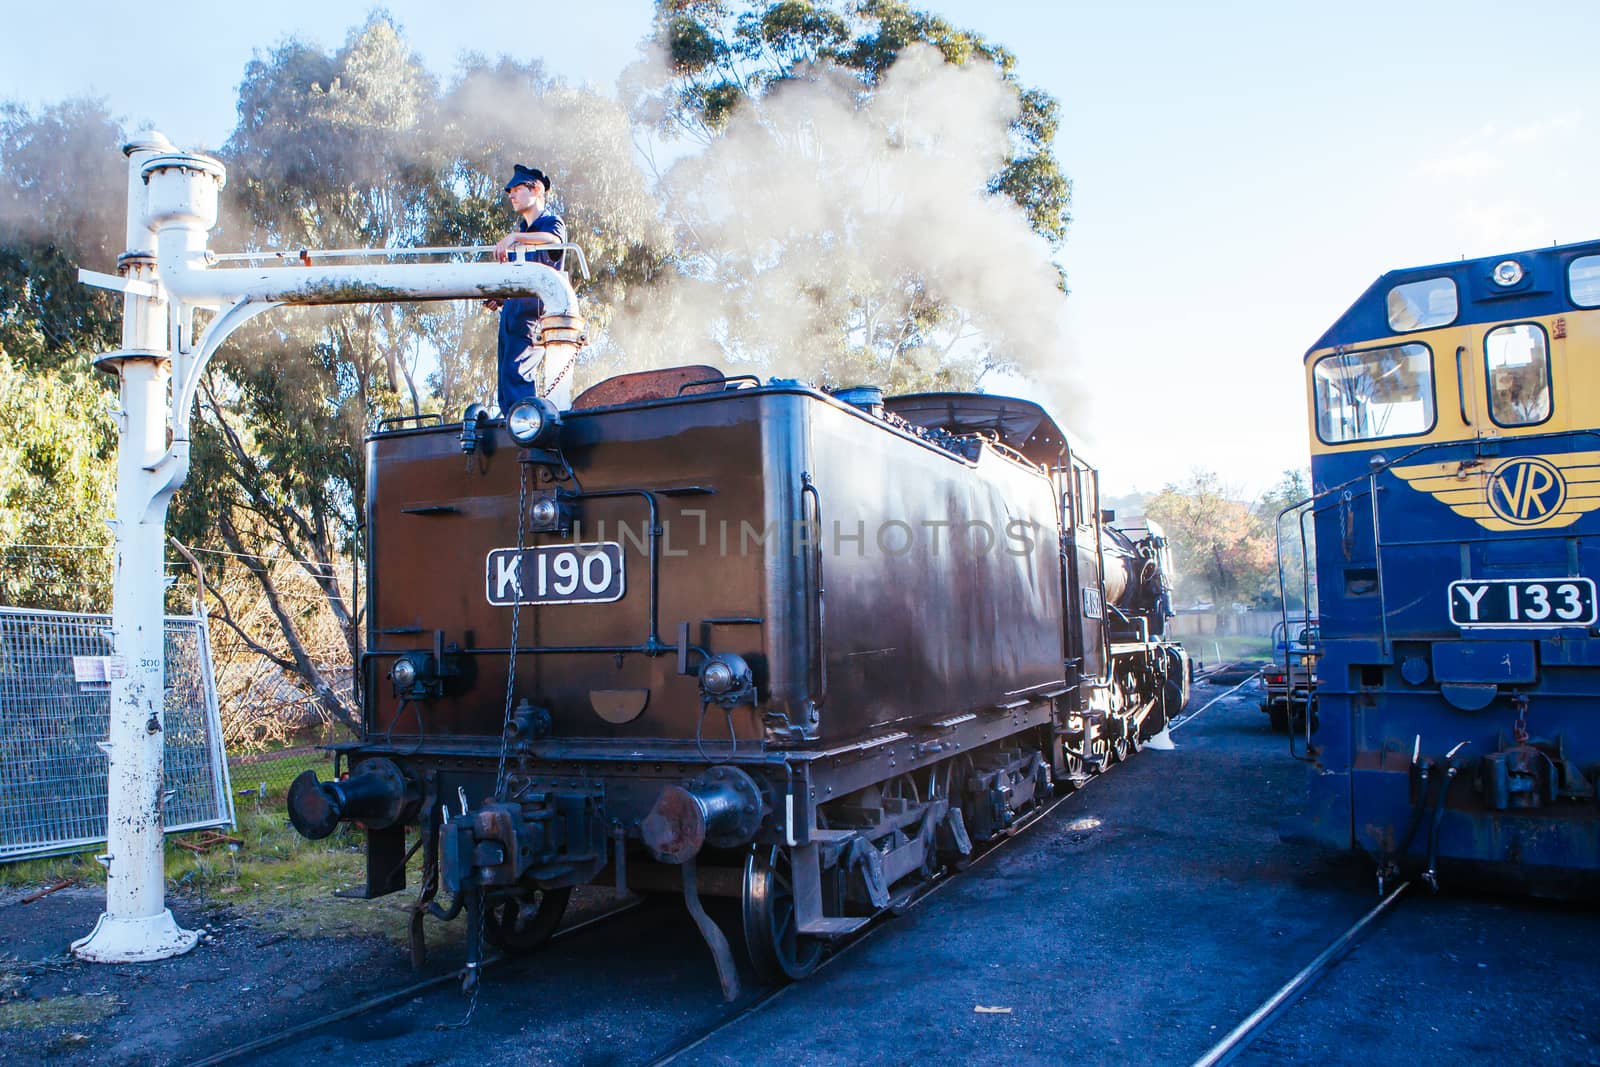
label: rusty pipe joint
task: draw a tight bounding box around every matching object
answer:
[286,757,416,841]
[640,766,765,864]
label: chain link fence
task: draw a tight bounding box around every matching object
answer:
[228,742,338,801]
[0,608,233,862]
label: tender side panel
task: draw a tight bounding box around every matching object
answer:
[804,397,1066,742]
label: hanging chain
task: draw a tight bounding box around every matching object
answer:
[446,461,530,1030]
[540,351,573,400]
[1511,693,1529,744]
[495,462,530,798]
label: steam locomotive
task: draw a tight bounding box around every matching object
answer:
[287,364,1189,997]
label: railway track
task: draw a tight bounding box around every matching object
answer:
[644,771,1103,1065]
[1178,665,1410,1066]
[190,732,1123,1066]
[190,676,1263,1067]
[1190,881,1411,1066]
[187,900,644,1067]
[1171,667,1263,731]
[641,673,1270,1065]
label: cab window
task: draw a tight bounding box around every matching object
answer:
[1485,323,1552,427]
[1075,468,1097,528]
[1386,278,1457,332]
[1313,343,1436,444]
[1570,255,1600,308]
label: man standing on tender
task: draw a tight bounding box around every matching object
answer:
[488,163,567,412]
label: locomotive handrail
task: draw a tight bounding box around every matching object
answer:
[211,241,593,281]
[376,412,443,431]
[800,473,828,713]
[676,374,761,396]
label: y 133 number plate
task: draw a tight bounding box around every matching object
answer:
[1448,577,1596,627]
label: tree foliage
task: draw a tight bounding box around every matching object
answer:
[0,101,124,610]
[1146,469,1278,608]
[0,352,115,611]
[1256,467,1315,612]
[169,16,664,735]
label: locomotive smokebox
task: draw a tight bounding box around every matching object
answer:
[640,766,765,864]
[287,758,416,840]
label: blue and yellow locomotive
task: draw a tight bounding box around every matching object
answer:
[1296,238,1600,894]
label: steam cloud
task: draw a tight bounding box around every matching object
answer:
[601,43,1076,414]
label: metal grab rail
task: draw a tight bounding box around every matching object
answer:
[211,241,592,281]
[800,473,827,713]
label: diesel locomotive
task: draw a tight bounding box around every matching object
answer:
[1291,238,1600,895]
[287,364,1189,996]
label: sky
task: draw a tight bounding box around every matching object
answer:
[3,0,1597,499]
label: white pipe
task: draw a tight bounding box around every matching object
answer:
[211,242,593,280]
[157,258,578,313]
[141,154,579,315]
[72,130,199,964]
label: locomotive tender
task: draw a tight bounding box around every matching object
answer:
[288,364,1188,995]
[1294,238,1600,894]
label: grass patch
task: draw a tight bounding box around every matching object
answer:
[0,993,121,1029]
[1,796,430,945]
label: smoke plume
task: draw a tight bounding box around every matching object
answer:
[602,43,1076,413]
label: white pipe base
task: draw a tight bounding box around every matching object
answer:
[71,909,199,963]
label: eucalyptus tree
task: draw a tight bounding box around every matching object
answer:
[171,17,666,735]
[0,100,125,610]
[647,0,1069,242]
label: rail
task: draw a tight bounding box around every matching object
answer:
[211,241,592,281]
[1190,880,1411,1067]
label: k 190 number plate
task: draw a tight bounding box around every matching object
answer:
[486,542,625,606]
[1447,577,1596,628]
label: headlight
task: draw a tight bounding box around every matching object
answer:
[701,659,737,696]
[506,397,561,448]
[391,658,418,690]
[1492,259,1524,287]
[698,653,754,707]
[530,498,559,527]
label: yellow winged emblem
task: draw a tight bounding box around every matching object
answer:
[1390,451,1600,531]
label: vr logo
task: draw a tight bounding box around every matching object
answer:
[1486,457,1566,526]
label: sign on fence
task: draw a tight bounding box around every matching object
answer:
[0,608,233,862]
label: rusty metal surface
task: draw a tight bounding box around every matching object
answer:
[364,385,1067,755]
[570,365,724,409]
[803,395,1066,741]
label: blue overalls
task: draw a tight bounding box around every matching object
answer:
[496,211,567,412]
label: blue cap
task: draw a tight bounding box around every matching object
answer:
[504,164,550,193]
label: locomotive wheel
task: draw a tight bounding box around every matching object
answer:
[1112,736,1130,763]
[742,845,824,983]
[483,886,572,954]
